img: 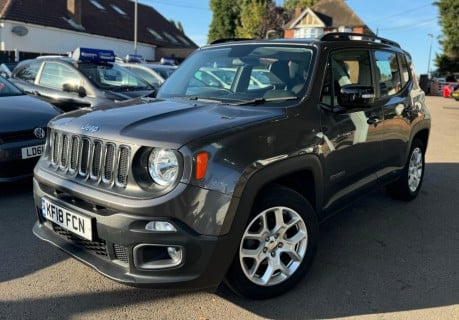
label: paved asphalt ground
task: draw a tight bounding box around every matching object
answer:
[0,96,458,320]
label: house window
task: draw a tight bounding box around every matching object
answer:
[111,4,126,16]
[294,28,323,39]
[147,28,164,41]
[163,32,179,44]
[90,0,105,10]
[338,26,352,33]
[177,35,191,46]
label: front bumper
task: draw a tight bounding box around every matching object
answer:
[0,139,44,182]
[32,177,239,289]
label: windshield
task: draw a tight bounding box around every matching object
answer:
[0,76,24,97]
[157,44,314,105]
[78,63,152,92]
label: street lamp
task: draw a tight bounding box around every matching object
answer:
[427,33,433,77]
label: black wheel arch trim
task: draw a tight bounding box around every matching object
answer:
[217,154,324,281]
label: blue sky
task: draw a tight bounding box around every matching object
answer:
[139,0,441,75]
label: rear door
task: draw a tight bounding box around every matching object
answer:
[374,51,420,177]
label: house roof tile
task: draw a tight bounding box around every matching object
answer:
[287,0,371,32]
[0,0,197,49]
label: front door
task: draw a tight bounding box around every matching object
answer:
[319,49,384,211]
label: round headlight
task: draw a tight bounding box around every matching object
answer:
[148,148,179,186]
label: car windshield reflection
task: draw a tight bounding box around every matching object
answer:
[0,76,25,97]
[78,63,152,92]
[157,44,314,106]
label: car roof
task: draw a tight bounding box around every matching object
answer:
[204,32,403,52]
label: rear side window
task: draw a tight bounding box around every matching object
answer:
[399,53,411,87]
[15,61,41,83]
[374,50,401,97]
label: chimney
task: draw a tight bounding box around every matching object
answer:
[67,0,82,25]
[294,7,305,19]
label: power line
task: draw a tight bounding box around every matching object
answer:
[369,2,434,23]
[378,17,438,32]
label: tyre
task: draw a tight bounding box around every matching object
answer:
[387,139,425,201]
[225,185,319,299]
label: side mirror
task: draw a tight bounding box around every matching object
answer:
[338,84,375,108]
[63,83,87,97]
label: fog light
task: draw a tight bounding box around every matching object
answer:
[145,221,177,232]
[167,246,182,263]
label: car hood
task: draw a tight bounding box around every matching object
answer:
[105,89,155,101]
[49,97,285,148]
[0,95,60,133]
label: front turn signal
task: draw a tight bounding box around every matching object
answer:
[195,152,208,180]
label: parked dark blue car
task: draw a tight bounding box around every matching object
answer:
[0,76,60,182]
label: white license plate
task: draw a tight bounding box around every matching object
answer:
[41,198,93,241]
[21,145,45,159]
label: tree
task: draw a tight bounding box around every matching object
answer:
[169,20,184,33]
[257,2,291,39]
[283,0,318,11]
[236,0,269,39]
[433,0,459,73]
[208,0,239,43]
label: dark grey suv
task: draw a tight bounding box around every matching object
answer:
[32,33,431,299]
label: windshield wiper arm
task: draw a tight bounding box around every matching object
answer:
[232,96,298,106]
[189,96,226,104]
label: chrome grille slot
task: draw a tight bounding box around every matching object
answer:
[48,130,130,188]
[103,143,115,182]
[69,136,80,173]
[51,131,59,165]
[117,146,130,186]
[90,140,103,179]
[60,135,69,168]
[80,138,91,176]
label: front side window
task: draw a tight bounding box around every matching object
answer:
[157,45,315,105]
[39,62,81,90]
[374,50,402,97]
[321,49,372,107]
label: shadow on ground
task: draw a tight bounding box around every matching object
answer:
[1,163,458,319]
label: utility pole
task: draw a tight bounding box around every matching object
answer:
[134,0,138,54]
[427,33,433,77]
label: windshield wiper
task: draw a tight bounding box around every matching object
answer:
[189,96,226,104]
[113,85,146,92]
[232,96,298,106]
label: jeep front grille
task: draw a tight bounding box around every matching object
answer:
[49,130,131,187]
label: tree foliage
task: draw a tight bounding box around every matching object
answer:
[257,2,291,39]
[283,0,318,11]
[208,0,239,43]
[236,0,269,38]
[207,0,316,43]
[433,0,459,73]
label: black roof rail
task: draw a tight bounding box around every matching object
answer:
[210,38,253,45]
[320,32,401,48]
